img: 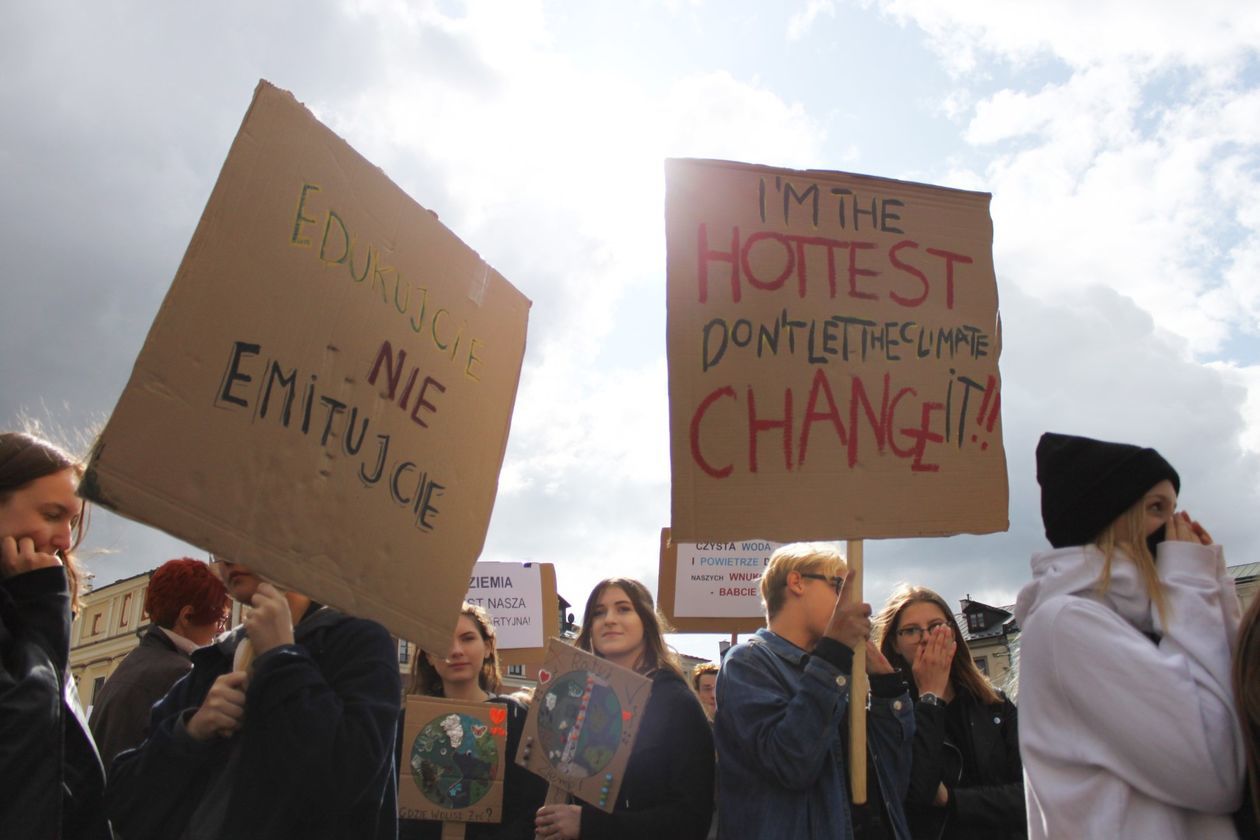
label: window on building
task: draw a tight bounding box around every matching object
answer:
[119,592,132,627]
[398,640,410,665]
[140,586,149,622]
[974,656,989,675]
[91,676,106,706]
[507,664,525,677]
[91,612,103,636]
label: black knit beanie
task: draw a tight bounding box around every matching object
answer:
[1036,432,1180,548]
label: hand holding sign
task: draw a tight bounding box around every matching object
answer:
[186,671,248,741]
[865,640,895,676]
[824,573,872,653]
[244,582,296,656]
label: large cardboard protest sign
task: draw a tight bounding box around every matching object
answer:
[657,528,778,633]
[465,561,557,656]
[666,159,1007,541]
[515,639,652,813]
[81,81,530,655]
[400,696,507,824]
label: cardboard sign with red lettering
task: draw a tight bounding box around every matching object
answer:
[81,81,530,656]
[666,159,1007,541]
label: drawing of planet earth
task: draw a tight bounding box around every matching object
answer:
[537,670,623,777]
[410,712,500,809]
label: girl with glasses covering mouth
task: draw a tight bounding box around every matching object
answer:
[874,585,1026,840]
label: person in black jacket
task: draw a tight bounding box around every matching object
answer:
[105,559,401,840]
[0,430,111,840]
[399,601,546,839]
[874,585,1026,840]
[534,577,714,840]
[90,557,229,768]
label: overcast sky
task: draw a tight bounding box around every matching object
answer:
[3,1,1258,659]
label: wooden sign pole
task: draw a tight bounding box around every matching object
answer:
[847,539,867,805]
[440,822,466,840]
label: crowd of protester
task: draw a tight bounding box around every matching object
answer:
[2,428,1256,838]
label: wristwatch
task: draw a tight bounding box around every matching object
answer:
[918,692,944,707]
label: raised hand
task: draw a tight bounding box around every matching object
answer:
[912,624,955,697]
[0,536,63,579]
[243,582,295,656]
[185,671,248,741]
[824,574,872,652]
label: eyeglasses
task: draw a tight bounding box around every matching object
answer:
[896,620,949,641]
[800,573,844,594]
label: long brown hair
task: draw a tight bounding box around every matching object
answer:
[1235,595,1260,825]
[575,578,684,681]
[0,431,88,612]
[408,602,503,697]
[874,584,1001,706]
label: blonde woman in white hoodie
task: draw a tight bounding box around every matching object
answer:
[1015,432,1245,840]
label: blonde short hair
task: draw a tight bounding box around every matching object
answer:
[761,542,847,619]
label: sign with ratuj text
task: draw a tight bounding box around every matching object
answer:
[400,695,507,823]
[465,562,544,650]
[666,159,1008,541]
[81,81,531,657]
[515,639,652,813]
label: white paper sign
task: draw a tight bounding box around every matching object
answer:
[673,540,780,618]
[465,562,544,649]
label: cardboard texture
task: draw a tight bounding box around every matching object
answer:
[666,158,1007,541]
[400,696,507,823]
[657,527,776,633]
[81,81,530,656]
[514,639,652,813]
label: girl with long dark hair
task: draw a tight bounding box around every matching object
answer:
[533,578,714,840]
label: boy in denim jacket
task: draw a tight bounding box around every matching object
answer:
[715,543,914,840]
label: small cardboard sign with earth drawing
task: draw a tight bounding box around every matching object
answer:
[400,696,507,824]
[514,639,652,813]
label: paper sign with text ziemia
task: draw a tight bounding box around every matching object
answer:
[666,159,1008,541]
[82,81,530,656]
[465,562,546,651]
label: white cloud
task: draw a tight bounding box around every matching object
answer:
[787,0,837,40]
[870,0,1260,73]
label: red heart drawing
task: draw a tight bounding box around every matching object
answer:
[489,707,507,725]
[622,710,632,722]
[538,668,552,684]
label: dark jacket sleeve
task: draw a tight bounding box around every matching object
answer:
[239,617,402,811]
[579,676,715,840]
[0,566,73,840]
[905,697,948,807]
[950,696,1026,831]
[105,658,230,837]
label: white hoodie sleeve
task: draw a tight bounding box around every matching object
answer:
[1029,542,1244,814]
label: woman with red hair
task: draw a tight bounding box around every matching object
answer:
[89,557,229,766]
